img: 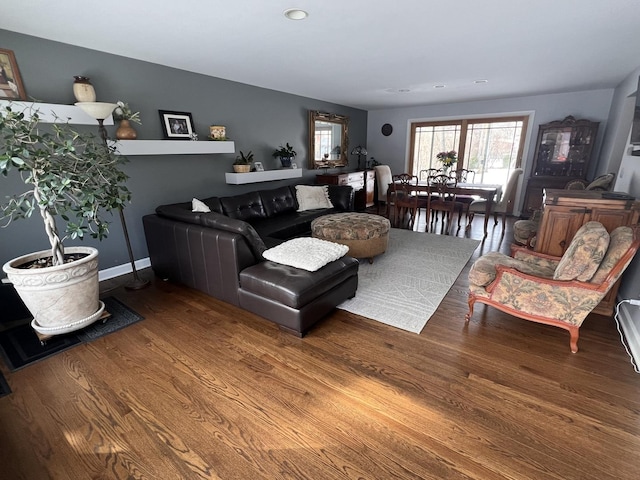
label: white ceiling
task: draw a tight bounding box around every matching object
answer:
[2,0,639,111]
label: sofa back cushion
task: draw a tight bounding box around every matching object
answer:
[553,221,609,282]
[200,212,266,259]
[590,226,634,284]
[220,191,267,222]
[259,186,298,217]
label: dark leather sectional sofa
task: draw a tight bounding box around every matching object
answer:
[142,184,359,336]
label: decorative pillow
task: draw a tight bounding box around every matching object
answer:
[192,197,211,213]
[262,237,348,272]
[586,173,615,191]
[553,221,609,282]
[295,185,334,212]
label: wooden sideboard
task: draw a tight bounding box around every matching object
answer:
[535,189,640,315]
[316,170,375,211]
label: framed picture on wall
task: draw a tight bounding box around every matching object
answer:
[158,110,195,139]
[0,48,27,100]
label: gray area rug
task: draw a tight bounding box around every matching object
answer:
[338,228,480,334]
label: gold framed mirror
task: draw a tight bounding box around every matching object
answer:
[308,110,349,169]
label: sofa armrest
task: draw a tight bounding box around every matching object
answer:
[327,185,354,211]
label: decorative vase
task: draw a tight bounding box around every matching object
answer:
[116,119,138,140]
[2,246,104,335]
[72,76,96,103]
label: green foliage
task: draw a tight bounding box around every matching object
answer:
[234,150,254,164]
[272,142,297,158]
[0,103,131,264]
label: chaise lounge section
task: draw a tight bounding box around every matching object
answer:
[143,184,359,335]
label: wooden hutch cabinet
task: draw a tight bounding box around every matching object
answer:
[316,170,375,211]
[535,189,640,315]
[523,116,599,217]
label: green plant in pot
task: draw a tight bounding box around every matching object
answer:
[233,150,253,173]
[0,103,131,335]
[272,143,297,168]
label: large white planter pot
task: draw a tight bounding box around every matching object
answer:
[2,246,104,335]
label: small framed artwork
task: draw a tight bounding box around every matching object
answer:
[253,161,264,172]
[290,162,298,169]
[159,110,195,139]
[0,48,27,100]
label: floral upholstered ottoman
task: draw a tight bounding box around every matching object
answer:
[311,212,390,263]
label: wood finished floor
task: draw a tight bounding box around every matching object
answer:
[1,213,640,479]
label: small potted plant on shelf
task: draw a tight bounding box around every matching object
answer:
[0,103,131,335]
[272,143,297,168]
[112,100,141,140]
[233,150,253,173]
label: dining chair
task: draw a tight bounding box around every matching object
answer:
[468,168,523,231]
[390,181,418,229]
[419,168,442,182]
[450,168,477,222]
[425,174,461,234]
[374,164,393,216]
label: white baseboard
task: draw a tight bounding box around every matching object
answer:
[616,299,640,367]
[98,257,151,281]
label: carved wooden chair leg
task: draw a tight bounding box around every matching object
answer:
[465,295,476,322]
[569,326,580,353]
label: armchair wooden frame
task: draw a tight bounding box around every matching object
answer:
[466,226,640,353]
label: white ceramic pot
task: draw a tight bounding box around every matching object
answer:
[2,246,103,333]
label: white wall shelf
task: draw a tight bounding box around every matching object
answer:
[0,100,114,125]
[111,139,235,156]
[225,169,302,184]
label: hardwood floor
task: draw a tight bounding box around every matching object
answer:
[2,214,640,479]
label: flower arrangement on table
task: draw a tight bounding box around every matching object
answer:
[436,150,457,169]
[113,101,141,124]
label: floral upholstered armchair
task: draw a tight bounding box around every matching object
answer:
[466,221,640,353]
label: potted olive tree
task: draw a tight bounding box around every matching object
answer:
[0,103,131,334]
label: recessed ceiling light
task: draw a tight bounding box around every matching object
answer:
[397,88,411,93]
[284,8,308,20]
[474,79,488,84]
[433,84,446,89]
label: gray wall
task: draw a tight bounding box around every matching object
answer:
[366,89,615,214]
[0,30,367,270]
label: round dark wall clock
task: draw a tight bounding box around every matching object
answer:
[381,123,393,136]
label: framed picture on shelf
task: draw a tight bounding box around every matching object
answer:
[290,162,298,169]
[0,48,27,100]
[253,161,264,172]
[158,110,195,139]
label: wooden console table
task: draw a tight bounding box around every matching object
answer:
[536,189,640,315]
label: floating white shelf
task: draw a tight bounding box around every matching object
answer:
[0,100,114,125]
[111,139,235,156]
[225,169,303,184]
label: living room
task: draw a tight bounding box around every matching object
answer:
[2,1,640,477]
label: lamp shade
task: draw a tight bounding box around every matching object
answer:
[351,146,368,156]
[75,102,117,120]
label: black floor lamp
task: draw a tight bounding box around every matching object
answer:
[76,102,150,290]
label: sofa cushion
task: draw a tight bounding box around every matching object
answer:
[220,191,267,222]
[295,185,333,211]
[199,212,267,259]
[239,256,359,309]
[262,237,349,272]
[259,186,298,217]
[553,221,609,282]
[590,226,634,284]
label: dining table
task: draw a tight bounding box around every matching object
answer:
[387,181,502,236]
